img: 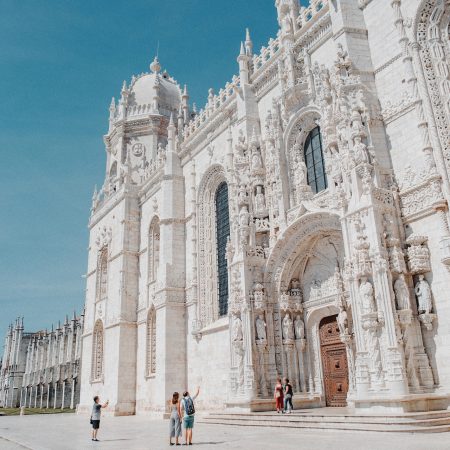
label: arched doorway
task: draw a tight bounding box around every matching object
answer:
[319,315,349,407]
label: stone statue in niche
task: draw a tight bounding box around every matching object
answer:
[251,148,263,172]
[337,305,349,335]
[293,153,308,186]
[232,317,243,342]
[415,275,433,314]
[282,314,295,341]
[254,186,267,215]
[394,275,410,311]
[238,184,247,205]
[353,135,370,165]
[255,314,267,341]
[294,315,305,340]
[359,277,376,315]
[239,205,250,227]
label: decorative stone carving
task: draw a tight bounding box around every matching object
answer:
[294,314,305,340]
[239,205,250,227]
[232,316,244,342]
[354,219,372,277]
[253,283,265,310]
[359,277,376,315]
[95,225,112,248]
[255,315,267,342]
[415,275,432,315]
[406,235,431,274]
[254,185,268,218]
[394,275,411,311]
[282,313,295,342]
[388,238,407,274]
[337,305,349,336]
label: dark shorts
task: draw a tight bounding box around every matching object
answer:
[92,420,100,429]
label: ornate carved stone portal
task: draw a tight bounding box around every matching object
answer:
[319,315,349,407]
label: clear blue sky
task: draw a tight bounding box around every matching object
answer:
[0,0,286,340]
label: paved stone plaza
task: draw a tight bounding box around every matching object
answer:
[0,414,449,450]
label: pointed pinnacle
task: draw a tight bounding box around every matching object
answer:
[240,41,245,55]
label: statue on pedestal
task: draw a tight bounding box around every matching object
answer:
[294,315,305,340]
[282,314,295,341]
[394,275,410,311]
[359,277,376,315]
[415,275,432,314]
[255,315,267,341]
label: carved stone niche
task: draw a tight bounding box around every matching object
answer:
[406,235,431,274]
[253,283,266,311]
[387,238,407,274]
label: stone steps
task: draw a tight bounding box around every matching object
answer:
[198,410,450,433]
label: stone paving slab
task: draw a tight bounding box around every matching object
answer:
[0,413,449,450]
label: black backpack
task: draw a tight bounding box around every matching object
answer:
[184,397,195,415]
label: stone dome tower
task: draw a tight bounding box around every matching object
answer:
[99,56,189,195]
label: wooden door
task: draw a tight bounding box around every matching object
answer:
[319,315,349,407]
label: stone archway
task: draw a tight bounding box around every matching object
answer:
[263,211,355,404]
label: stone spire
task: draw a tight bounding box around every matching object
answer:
[245,28,253,56]
[237,41,250,84]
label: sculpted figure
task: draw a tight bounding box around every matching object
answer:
[394,275,410,311]
[297,159,308,186]
[353,135,369,165]
[337,305,348,335]
[232,317,243,342]
[255,315,267,341]
[282,314,295,341]
[294,315,305,340]
[239,205,250,227]
[415,275,432,314]
[251,149,263,172]
[359,277,376,315]
[238,184,247,205]
[254,186,266,214]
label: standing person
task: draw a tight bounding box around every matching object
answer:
[274,377,284,413]
[90,396,109,442]
[168,392,182,446]
[283,378,293,414]
[181,387,200,446]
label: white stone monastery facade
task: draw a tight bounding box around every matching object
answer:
[77,0,450,415]
[0,315,83,409]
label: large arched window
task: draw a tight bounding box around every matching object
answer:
[304,126,327,194]
[146,307,156,376]
[215,182,230,317]
[148,218,160,284]
[96,249,108,302]
[91,321,104,382]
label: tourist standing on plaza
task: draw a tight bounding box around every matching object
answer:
[90,396,109,442]
[168,392,182,446]
[274,377,284,413]
[181,387,200,445]
[283,378,293,414]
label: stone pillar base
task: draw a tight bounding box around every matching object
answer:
[353,393,450,414]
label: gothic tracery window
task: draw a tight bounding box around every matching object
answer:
[146,307,156,376]
[148,218,160,284]
[215,182,230,317]
[304,126,327,194]
[91,320,104,381]
[96,248,108,302]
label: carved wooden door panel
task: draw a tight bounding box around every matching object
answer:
[319,315,349,407]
